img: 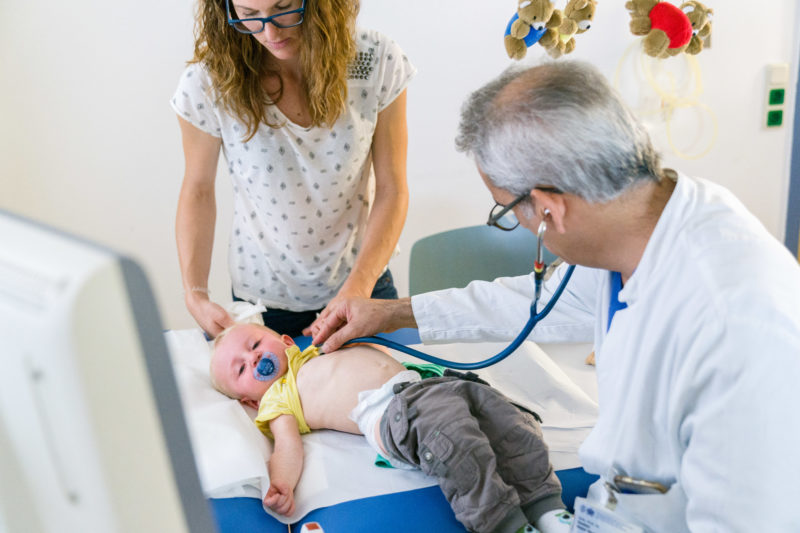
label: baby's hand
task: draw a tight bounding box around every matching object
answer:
[264,481,296,516]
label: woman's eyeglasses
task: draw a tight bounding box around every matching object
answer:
[226,0,306,34]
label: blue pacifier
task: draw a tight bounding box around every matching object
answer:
[254,352,279,381]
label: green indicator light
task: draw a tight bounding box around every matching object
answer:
[767,109,783,127]
[769,88,785,106]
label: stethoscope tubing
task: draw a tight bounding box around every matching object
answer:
[343,264,576,370]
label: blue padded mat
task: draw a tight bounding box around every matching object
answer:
[210,467,598,532]
[209,496,285,533]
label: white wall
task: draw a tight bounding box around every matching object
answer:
[1,1,798,330]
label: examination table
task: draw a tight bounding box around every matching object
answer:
[166,328,599,532]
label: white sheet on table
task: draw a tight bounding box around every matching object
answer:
[164,329,598,524]
[394,341,598,429]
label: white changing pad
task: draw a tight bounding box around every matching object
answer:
[165,329,598,524]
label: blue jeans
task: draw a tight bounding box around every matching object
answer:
[233,269,398,338]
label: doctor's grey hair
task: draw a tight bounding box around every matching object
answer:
[455,61,662,203]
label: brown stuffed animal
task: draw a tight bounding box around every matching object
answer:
[544,0,597,58]
[505,0,563,59]
[681,1,713,55]
[626,0,693,57]
[505,33,529,60]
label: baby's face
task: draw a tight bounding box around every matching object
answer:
[211,324,293,405]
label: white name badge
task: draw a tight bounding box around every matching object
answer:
[571,497,645,533]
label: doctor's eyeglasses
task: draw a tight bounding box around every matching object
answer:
[486,186,563,231]
[487,192,529,231]
[226,0,306,33]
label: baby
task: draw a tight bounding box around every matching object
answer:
[210,323,572,533]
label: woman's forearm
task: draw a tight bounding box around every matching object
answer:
[176,181,217,292]
[342,90,409,295]
[345,180,408,292]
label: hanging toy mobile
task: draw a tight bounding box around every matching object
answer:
[504,0,598,60]
[504,0,562,60]
[681,1,713,55]
[626,0,713,58]
[539,0,598,58]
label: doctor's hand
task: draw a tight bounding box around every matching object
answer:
[307,282,372,340]
[185,291,235,338]
[263,481,296,516]
[306,297,417,353]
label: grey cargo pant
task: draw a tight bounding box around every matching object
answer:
[379,376,563,533]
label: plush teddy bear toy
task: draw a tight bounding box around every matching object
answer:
[626,0,693,57]
[541,0,597,58]
[505,0,563,60]
[681,1,713,55]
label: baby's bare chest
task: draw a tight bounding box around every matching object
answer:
[295,349,406,429]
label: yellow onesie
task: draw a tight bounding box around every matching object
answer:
[254,344,320,439]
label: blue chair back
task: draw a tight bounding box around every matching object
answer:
[409,225,558,296]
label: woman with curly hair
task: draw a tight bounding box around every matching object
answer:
[172,0,415,338]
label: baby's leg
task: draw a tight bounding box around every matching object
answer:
[467,385,565,527]
[380,378,529,533]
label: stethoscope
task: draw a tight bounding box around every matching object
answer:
[341,216,577,370]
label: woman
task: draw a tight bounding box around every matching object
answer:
[172,0,415,337]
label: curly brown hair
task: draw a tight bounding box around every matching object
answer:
[191,0,359,141]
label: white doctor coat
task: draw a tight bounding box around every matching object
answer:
[411,173,800,532]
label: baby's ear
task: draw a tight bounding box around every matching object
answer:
[281,334,295,346]
[240,397,259,410]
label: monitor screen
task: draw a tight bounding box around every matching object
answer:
[0,210,217,533]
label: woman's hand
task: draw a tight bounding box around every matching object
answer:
[184,291,234,338]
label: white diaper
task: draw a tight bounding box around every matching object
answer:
[348,370,421,469]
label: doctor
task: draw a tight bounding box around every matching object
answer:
[309,61,800,531]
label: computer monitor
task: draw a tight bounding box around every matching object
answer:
[0,210,217,533]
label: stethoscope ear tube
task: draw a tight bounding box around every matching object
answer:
[343,264,576,370]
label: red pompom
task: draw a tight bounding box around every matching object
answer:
[649,2,692,48]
